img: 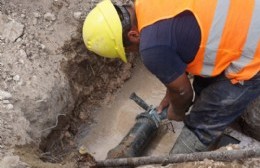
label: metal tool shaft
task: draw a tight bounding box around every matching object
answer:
[129,92,150,110]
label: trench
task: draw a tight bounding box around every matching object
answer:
[28,24,187,167]
[26,24,183,166]
[75,59,184,160]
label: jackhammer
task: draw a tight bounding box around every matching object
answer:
[106,92,168,159]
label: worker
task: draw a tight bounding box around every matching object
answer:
[82,0,260,154]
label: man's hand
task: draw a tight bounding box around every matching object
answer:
[157,91,186,121]
[158,72,193,122]
[157,89,170,113]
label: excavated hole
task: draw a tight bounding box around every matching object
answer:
[38,24,136,164]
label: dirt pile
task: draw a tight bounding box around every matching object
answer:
[0,0,136,166]
[0,0,133,167]
[0,0,80,166]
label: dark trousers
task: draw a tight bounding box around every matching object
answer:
[184,73,260,146]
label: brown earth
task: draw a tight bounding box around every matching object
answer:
[0,0,134,167]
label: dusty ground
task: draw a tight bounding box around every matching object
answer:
[0,0,134,167]
[0,0,259,168]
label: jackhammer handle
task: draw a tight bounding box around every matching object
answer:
[129,92,150,110]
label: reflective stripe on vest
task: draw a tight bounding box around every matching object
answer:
[225,0,260,83]
[201,0,230,76]
[135,0,260,83]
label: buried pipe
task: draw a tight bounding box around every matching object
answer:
[97,148,260,167]
[106,93,168,159]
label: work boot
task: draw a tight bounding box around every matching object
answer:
[170,126,208,154]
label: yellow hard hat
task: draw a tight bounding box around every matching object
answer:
[82,0,127,63]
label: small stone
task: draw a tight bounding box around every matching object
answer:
[73,12,82,20]
[6,77,13,82]
[44,12,56,21]
[0,90,12,100]
[33,12,41,18]
[40,44,46,50]
[13,75,20,81]
[79,145,88,155]
[19,49,27,58]
[21,14,26,18]
[18,59,24,64]
[16,38,22,42]
[53,0,63,8]
[226,146,233,151]
[6,104,14,110]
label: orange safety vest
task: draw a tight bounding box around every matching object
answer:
[135,0,260,84]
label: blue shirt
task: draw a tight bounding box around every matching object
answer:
[140,11,201,84]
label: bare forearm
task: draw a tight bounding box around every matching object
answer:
[168,87,193,117]
[161,72,194,121]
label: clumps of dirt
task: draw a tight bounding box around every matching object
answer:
[15,144,96,168]
[61,31,135,115]
[38,23,136,163]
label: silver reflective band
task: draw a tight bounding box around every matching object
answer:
[201,0,230,76]
[226,1,260,75]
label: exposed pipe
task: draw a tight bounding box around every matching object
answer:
[106,93,167,159]
[97,148,260,167]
